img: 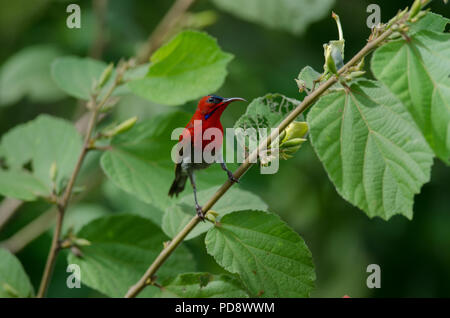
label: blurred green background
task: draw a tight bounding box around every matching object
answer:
[0,0,449,297]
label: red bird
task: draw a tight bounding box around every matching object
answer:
[168,95,246,218]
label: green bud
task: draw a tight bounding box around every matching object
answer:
[206,213,216,223]
[409,0,422,19]
[60,239,72,249]
[281,138,306,148]
[74,238,91,247]
[100,96,121,113]
[104,117,138,138]
[207,210,219,217]
[280,153,293,160]
[282,122,309,143]
[97,63,114,89]
[206,210,219,223]
[325,45,338,75]
[282,145,302,155]
[278,129,287,142]
[345,70,366,82]
[49,161,57,182]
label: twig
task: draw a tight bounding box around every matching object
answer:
[136,0,196,64]
[124,11,409,298]
[0,168,103,254]
[37,65,128,298]
[1,0,191,263]
[0,198,23,232]
[0,209,57,253]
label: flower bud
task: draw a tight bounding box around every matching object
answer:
[409,0,422,20]
[281,138,306,148]
[205,210,219,223]
[97,63,114,89]
[74,238,91,247]
[282,122,309,143]
[49,162,57,182]
[325,45,338,75]
[104,117,138,138]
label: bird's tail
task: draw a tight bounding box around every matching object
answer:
[168,164,187,197]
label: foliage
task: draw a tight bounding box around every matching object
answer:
[67,214,196,297]
[205,211,315,297]
[128,30,233,106]
[0,0,449,299]
[0,45,64,106]
[0,115,82,200]
[0,249,34,297]
[211,0,335,35]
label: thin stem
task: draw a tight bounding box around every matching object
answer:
[0,198,23,232]
[37,70,125,298]
[137,0,195,64]
[0,209,57,253]
[0,170,103,254]
[125,13,404,298]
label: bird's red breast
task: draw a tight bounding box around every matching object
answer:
[178,95,246,150]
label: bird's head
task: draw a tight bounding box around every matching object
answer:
[197,95,246,121]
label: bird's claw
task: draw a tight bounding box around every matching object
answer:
[196,205,205,221]
[227,172,240,184]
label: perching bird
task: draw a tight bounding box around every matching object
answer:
[168,95,246,219]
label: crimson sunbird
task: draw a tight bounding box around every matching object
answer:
[168,95,247,219]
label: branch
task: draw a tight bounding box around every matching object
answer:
[0,169,103,254]
[124,10,411,298]
[0,209,57,253]
[37,63,129,298]
[136,0,196,64]
[0,198,23,232]
[2,0,193,272]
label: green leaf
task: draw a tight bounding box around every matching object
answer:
[0,45,64,106]
[234,93,302,149]
[296,66,322,92]
[128,31,233,106]
[102,180,165,227]
[154,273,248,298]
[0,248,34,297]
[0,115,83,200]
[0,170,48,201]
[61,204,110,236]
[371,31,450,164]
[67,214,196,298]
[307,80,434,219]
[100,112,228,211]
[162,187,268,240]
[205,210,315,297]
[51,56,108,100]
[409,12,450,35]
[211,0,334,35]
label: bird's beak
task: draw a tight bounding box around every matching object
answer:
[222,97,247,104]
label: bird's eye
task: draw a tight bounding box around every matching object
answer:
[207,95,223,104]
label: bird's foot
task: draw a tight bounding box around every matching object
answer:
[196,204,205,221]
[227,172,240,184]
